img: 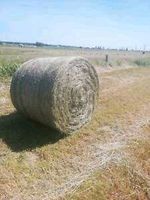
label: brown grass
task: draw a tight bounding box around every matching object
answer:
[0,46,150,200]
[66,162,150,200]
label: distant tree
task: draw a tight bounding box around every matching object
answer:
[35,42,44,47]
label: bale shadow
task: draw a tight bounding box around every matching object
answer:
[0,112,65,152]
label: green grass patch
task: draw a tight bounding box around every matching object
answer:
[0,63,20,77]
[134,58,150,67]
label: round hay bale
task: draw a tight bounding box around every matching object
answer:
[10,57,99,134]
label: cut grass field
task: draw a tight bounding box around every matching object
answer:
[0,46,150,200]
[0,45,150,77]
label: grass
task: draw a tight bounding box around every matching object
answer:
[66,162,150,200]
[0,46,150,77]
[0,63,20,77]
[0,112,65,152]
[134,58,150,67]
[66,123,150,200]
[0,46,150,199]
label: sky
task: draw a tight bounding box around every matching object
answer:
[0,0,150,49]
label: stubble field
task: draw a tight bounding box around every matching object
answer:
[0,46,150,200]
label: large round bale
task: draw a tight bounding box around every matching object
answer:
[10,57,99,134]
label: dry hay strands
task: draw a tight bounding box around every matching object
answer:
[10,57,99,134]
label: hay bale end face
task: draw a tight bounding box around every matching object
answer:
[10,57,99,134]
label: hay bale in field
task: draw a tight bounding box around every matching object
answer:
[10,57,99,134]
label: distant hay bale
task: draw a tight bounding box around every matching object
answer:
[10,57,99,134]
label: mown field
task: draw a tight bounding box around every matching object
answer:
[0,46,150,200]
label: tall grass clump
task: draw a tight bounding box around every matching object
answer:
[90,57,109,67]
[134,58,150,67]
[0,63,19,77]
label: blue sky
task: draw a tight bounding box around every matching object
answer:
[0,0,150,49]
